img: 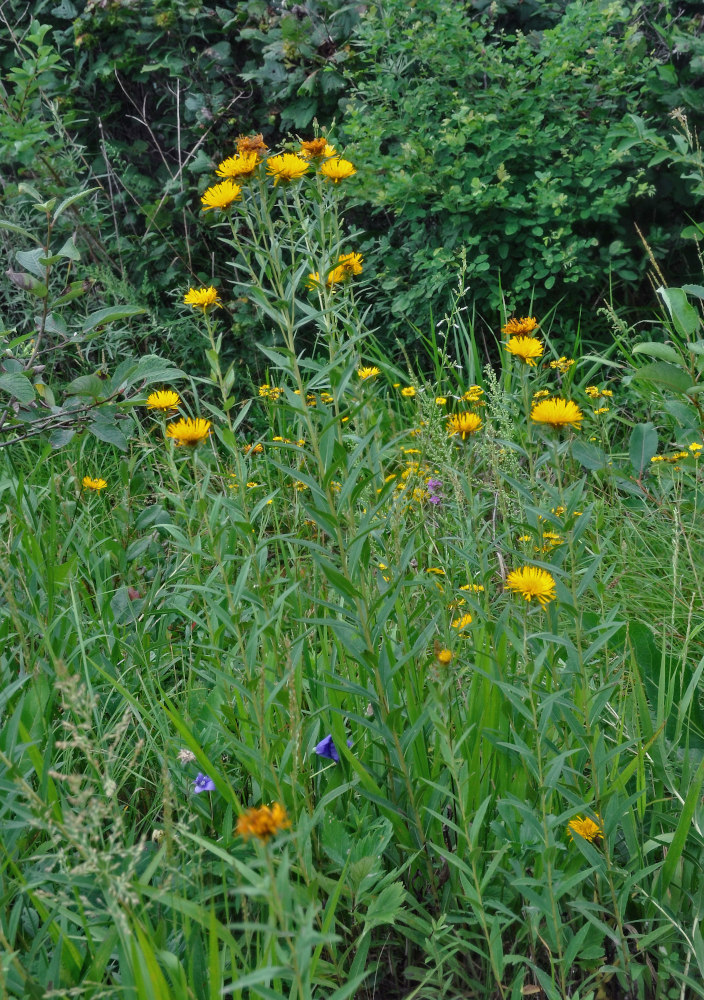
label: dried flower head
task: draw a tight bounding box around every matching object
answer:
[300,138,337,159]
[502,316,539,338]
[236,133,268,156]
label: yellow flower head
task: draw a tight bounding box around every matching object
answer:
[147,389,180,410]
[358,366,381,380]
[320,158,356,183]
[184,286,222,311]
[530,397,583,431]
[447,411,483,439]
[300,138,337,159]
[236,133,268,156]
[266,153,309,185]
[243,442,264,455]
[82,476,107,491]
[568,814,603,844]
[435,647,453,665]
[401,386,416,397]
[689,442,703,455]
[215,151,260,179]
[435,396,447,405]
[533,389,550,400]
[505,565,556,606]
[463,386,484,403]
[201,179,241,212]
[549,356,575,374]
[166,416,211,447]
[505,335,544,366]
[502,316,539,338]
[236,802,290,842]
[451,612,473,630]
[328,252,364,286]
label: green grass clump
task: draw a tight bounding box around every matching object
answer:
[2,133,704,1000]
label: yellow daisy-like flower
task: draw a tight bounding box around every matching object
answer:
[236,802,290,842]
[236,133,268,156]
[165,416,211,447]
[215,151,259,179]
[300,138,337,159]
[358,366,381,380]
[533,389,550,400]
[505,336,544,366]
[82,476,107,491]
[184,286,222,311]
[549,356,574,374]
[568,815,603,844]
[401,386,416,398]
[435,396,447,405]
[146,389,180,410]
[530,397,583,431]
[201,179,241,212]
[451,613,473,630]
[243,442,264,455]
[689,442,702,455]
[266,153,309,185]
[435,648,453,665]
[505,565,556,606]
[502,316,539,338]
[593,407,610,415]
[462,386,484,403]
[447,411,483,440]
[320,158,356,183]
[328,252,364,286]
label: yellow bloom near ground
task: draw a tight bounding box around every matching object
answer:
[266,153,309,184]
[357,366,380,379]
[215,151,259,179]
[502,316,539,338]
[166,417,211,446]
[435,648,453,665]
[505,335,543,366]
[147,389,180,410]
[237,803,290,842]
[505,566,556,606]
[184,286,221,311]
[568,815,603,843]
[451,612,473,630]
[82,476,107,491]
[530,396,583,430]
[447,411,483,439]
[200,180,241,212]
[320,158,356,183]
[401,386,416,397]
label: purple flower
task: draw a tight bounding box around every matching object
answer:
[193,773,216,793]
[426,478,443,493]
[428,495,443,506]
[314,734,352,764]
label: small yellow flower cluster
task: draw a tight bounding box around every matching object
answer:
[585,385,613,399]
[258,384,283,401]
[307,252,364,290]
[229,476,262,490]
[651,448,699,468]
[243,442,264,455]
[451,612,473,630]
[593,406,610,415]
[502,315,544,367]
[549,356,575,374]
[236,802,290,842]
[462,386,484,404]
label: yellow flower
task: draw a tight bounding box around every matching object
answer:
[258,384,282,400]
[215,151,259,179]
[593,407,610,415]
[426,567,445,575]
[435,396,447,405]
[462,386,484,402]
[236,133,268,156]
[358,366,381,380]
[320,158,356,183]
[166,416,211,446]
[201,179,241,212]
[568,815,603,844]
[505,565,556,606]
[689,442,702,455]
[300,137,337,159]
[147,389,180,410]
[266,153,309,185]
[82,476,107,491]
[533,389,550,400]
[451,613,473,630]
[184,286,222,311]
[505,335,544,366]
[237,802,290,842]
[502,316,539,338]
[549,356,575,373]
[447,411,483,439]
[435,648,453,665]
[401,386,416,398]
[243,442,264,455]
[328,252,364,286]
[530,397,583,430]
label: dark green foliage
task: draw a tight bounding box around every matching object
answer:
[340,0,704,339]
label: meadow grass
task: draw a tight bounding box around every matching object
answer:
[2,136,704,1000]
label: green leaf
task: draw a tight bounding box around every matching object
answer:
[657,286,701,339]
[361,881,406,935]
[0,219,42,244]
[88,420,128,451]
[52,187,99,223]
[657,756,704,896]
[49,428,75,449]
[631,361,693,394]
[629,422,658,476]
[82,305,147,332]
[632,341,683,365]
[571,440,608,472]
[16,247,48,279]
[5,270,48,297]
[0,372,35,403]
[109,354,185,394]
[64,374,105,398]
